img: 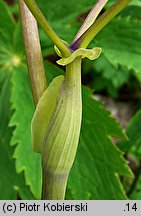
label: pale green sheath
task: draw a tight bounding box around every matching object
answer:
[31,47,101,199]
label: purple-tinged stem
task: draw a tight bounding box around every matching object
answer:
[71,0,108,48]
[19,0,47,106]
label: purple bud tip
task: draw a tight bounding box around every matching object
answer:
[69,39,80,52]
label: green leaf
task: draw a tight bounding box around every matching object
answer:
[67,87,132,200]
[10,65,42,199]
[0,1,17,70]
[85,53,130,97]
[0,75,33,199]
[127,108,141,154]
[129,174,141,200]
[36,0,97,25]
[124,109,141,199]
[119,5,141,20]
[107,0,141,8]
[12,22,24,55]
[0,1,34,199]
[0,2,23,71]
[93,54,130,89]
[119,108,141,200]
[0,1,15,43]
[121,108,141,156]
[94,17,141,80]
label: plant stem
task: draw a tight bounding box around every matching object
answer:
[71,0,132,50]
[41,58,82,199]
[19,0,47,106]
[23,0,71,57]
[71,0,108,45]
[42,171,68,199]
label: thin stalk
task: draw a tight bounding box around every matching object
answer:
[23,0,71,57]
[72,0,108,44]
[71,0,132,50]
[19,0,47,106]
